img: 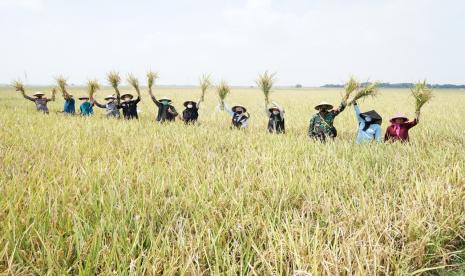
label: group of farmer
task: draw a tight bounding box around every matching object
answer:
[18,88,419,143]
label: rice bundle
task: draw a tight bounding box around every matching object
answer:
[107,71,121,96]
[216,80,230,110]
[348,82,379,106]
[55,76,69,96]
[343,77,359,102]
[411,80,433,115]
[12,80,25,93]
[199,74,211,101]
[256,71,276,104]
[147,71,159,92]
[87,79,100,99]
[127,74,141,96]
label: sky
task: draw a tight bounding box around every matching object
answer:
[1,0,464,86]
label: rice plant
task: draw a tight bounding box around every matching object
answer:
[256,71,276,104]
[199,74,211,101]
[147,71,159,92]
[87,79,100,99]
[411,80,433,115]
[348,82,379,105]
[11,80,25,93]
[343,77,359,102]
[127,74,141,96]
[55,76,70,97]
[216,80,230,110]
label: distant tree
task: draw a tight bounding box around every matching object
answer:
[295,84,302,88]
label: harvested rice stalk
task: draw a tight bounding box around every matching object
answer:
[199,74,211,101]
[147,71,159,93]
[127,74,141,97]
[256,71,276,105]
[217,80,230,111]
[348,82,379,106]
[107,71,121,97]
[411,80,433,116]
[55,76,69,97]
[87,79,100,99]
[343,77,359,103]
[12,80,25,93]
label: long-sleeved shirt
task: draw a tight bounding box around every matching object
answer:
[23,95,51,113]
[94,101,120,118]
[151,96,178,122]
[80,101,94,116]
[224,103,249,129]
[308,101,346,140]
[384,119,418,142]
[117,97,141,119]
[354,105,381,144]
[63,98,75,114]
[265,103,285,134]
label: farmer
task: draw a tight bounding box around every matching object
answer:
[19,90,55,114]
[223,103,249,129]
[93,95,120,118]
[62,91,75,115]
[308,100,346,142]
[182,99,202,124]
[117,93,141,119]
[353,101,382,143]
[266,102,285,134]
[384,112,419,142]
[149,92,178,122]
[79,96,94,116]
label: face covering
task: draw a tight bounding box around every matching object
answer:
[272,111,280,115]
[365,116,372,122]
[187,104,193,108]
[161,101,169,106]
[236,110,243,115]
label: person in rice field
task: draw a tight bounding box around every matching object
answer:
[353,101,382,144]
[222,103,249,129]
[181,98,204,124]
[148,90,178,123]
[19,90,55,114]
[384,112,419,142]
[61,90,75,115]
[92,95,121,118]
[265,102,285,134]
[308,100,346,142]
[117,93,141,119]
[79,96,94,116]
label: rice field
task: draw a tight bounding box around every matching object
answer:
[0,85,464,275]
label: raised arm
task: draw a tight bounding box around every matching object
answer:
[375,125,382,143]
[265,103,271,117]
[332,100,347,117]
[353,102,363,123]
[196,97,203,109]
[93,99,106,108]
[223,102,234,116]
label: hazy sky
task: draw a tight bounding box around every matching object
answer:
[1,0,464,86]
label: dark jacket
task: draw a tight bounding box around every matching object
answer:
[117,97,140,119]
[151,96,178,122]
[268,114,285,134]
[182,107,199,124]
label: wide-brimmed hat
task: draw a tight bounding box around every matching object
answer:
[33,92,45,97]
[78,96,89,100]
[183,100,196,107]
[104,95,116,100]
[232,105,247,113]
[159,96,171,102]
[120,94,133,100]
[360,110,382,123]
[268,104,280,112]
[314,101,333,110]
[390,113,408,122]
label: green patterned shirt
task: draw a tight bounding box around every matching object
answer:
[308,102,346,139]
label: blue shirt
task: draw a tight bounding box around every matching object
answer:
[80,101,94,116]
[354,105,381,144]
[63,98,75,114]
